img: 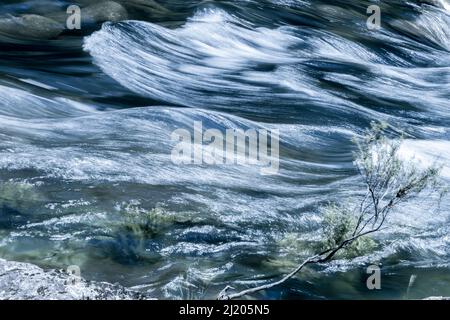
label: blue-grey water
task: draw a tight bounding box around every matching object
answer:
[0,0,450,299]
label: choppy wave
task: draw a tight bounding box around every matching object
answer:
[0,85,97,119]
[84,6,450,129]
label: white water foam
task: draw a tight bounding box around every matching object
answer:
[83,7,388,119]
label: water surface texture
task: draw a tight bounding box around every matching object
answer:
[0,0,449,299]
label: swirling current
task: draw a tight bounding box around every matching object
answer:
[0,0,449,299]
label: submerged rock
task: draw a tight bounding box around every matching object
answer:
[0,14,64,39]
[78,0,169,13]
[0,1,168,40]
[0,259,147,300]
[420,0,450,10]
[45,1,128,27]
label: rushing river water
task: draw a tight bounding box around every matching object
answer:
[0,0,450,299]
